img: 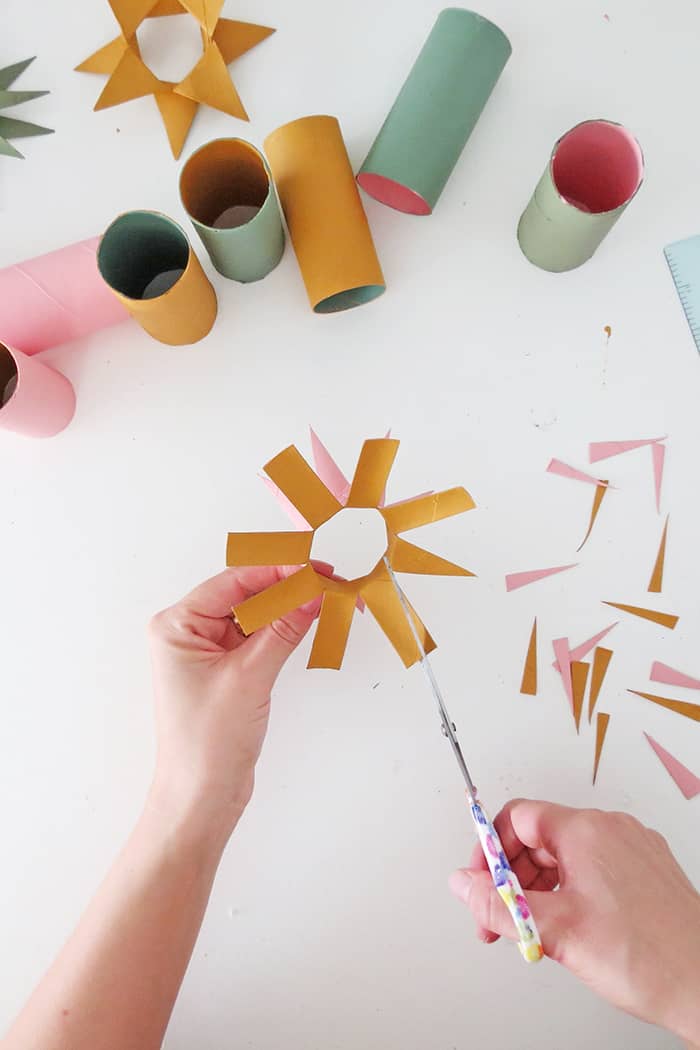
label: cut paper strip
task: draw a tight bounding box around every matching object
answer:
[264,446,343,530]
[389,537,473,577]
[506,564,577,592]
[380,488,475,534]
[229,436,474,669]
[593,713,610,785]
[650,662,700,691]
[651,441,665,513]
[552,637,573,710]
[648,516,669,593]
[644,733,700,800]
[356,9,511,215]
[77,3,274,157]
[602,602,678,630]
[233,563,324,635]
[589,437,665,462]
[571,661,589,732]
[310,428,350,504]
[180,137,285,283]
[0,237,128,356]
[308,590,356,669]
[347,439,400,508]
[588,647,613,723]
[97,210,217,345]
[520,618,537,696]
[546,459,609,487]
[265,115,386,313]
[226,531,313,566]
[517,120,644,273]
[628,691,700,723]
[577,482,608,551]
[0,57,53,160]
[0,342,75,438]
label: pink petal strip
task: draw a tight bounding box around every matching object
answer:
[309,428,351,504]
[505,564,578,592]
[552,622,618,672]
[644,733,700,800]
[260,475,311,530]
[650,661,700,691]
[651,441,665,513]
[547,459,609,487]
[589,437,666,463]
[552,637,574,711]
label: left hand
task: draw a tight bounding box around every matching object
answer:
[148,565,327,843]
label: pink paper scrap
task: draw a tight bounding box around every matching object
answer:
[651,442,665,513]
[589,437,666,463]
[309,427,351,504]
[552,637,574,711]
[644,733,700,800]
[552,622,618,673]
[506,564,578,592]
[546,459,609,487]
[650,661,700,691]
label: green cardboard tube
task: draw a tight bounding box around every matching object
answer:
[357,8,511,215]
[179,138,285,283]
[517,120,644,272]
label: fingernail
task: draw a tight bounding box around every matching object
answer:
[448,870,472,902]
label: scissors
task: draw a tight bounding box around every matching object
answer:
[383,557,544,964]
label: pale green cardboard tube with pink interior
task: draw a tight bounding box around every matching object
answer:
[356,8,511,215]
[517,120,644,272]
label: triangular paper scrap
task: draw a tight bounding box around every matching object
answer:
[571,660,589,732]
[648,516,669,594]
[644,733,700,799]
[175,40,248,119]
[546,459,609,487]
[588,647,612,722]
[651,442,665,513]
[577,482,608,552]
[628,690,700,723]
[589,437,665,462]
[520,618,537,696]
[552,637,573,710]
[602,602,678,630]
[213,18,276,63]
[506,564,577,592]
[310,428,350,504]
[650,661,700,691]
[553,622,618,672]
[593,713,610,785]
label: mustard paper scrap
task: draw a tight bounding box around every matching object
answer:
[602,601,678,630]
[577,481,608,551]
[571,660,589,733]
[588,647,612,723]
[593,713,610,784]
[648,516,669,593]
[628,690,700,724]
[520,618,537,696]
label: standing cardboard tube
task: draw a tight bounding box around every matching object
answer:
[264,115,385,313]
[357,8,512,215]
[517,120,644,272]
[0,342,75,438]
[97,211,217,345]
[180,138,285,283]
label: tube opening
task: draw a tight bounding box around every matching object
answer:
[315,284,386,314]
[356,173,432,216]
[98,212,189,301]
[0,344,18,406]
[180,139,270,230]
[551,120,643,214]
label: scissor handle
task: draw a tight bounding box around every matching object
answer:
[469,800,544,963]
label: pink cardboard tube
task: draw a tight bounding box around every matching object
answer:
[0,342,75,437]
[0,236,128,355]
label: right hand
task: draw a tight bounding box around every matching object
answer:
[449,800,700,1045]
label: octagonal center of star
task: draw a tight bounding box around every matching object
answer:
[312,508,387,581]
[137,15,202,83]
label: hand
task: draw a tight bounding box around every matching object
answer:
[449,800,700,1045]
[147,565,326,844]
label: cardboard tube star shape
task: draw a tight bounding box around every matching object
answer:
[226,438,476,669]
[76,0,274,158]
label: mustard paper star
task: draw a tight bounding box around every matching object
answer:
[76,0,274,158]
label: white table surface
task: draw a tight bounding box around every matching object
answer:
[2,1,699,1046]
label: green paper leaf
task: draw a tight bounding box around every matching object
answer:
[0,57,36,90]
